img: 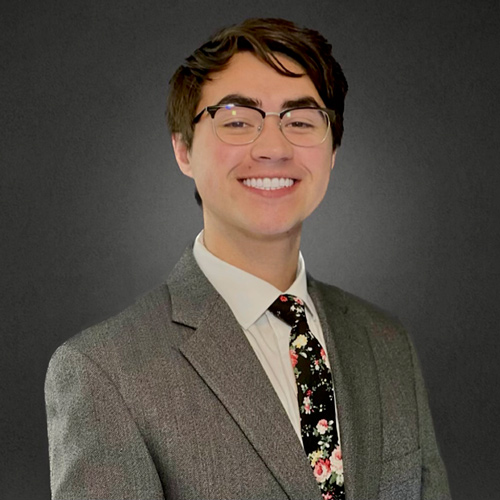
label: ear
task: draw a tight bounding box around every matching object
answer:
[171,133,193,178]
[330,150,337,170]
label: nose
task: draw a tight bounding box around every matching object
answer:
[249,115,294,162]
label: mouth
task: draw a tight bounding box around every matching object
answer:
[240,177,297,191]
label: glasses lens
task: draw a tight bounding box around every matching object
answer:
[281,108,330,146]
[213,106,262,144]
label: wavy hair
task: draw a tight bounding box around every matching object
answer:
[167,18,348,151]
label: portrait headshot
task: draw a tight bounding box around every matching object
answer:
[2,1,499,500]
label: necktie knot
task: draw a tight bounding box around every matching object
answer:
[268,294,306,327]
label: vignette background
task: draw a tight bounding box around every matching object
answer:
[2,0,499,498]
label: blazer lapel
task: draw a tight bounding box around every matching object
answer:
[168,248,322,500]
[308,277,382,500]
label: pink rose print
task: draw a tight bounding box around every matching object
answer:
[289,349,298,368]
[303,396,312,414]
[279,295,288,302]
[320,347,326,361]
[295,297,303,305]
[322,493,333,500]
[330,445,343,474]
[316,419,329,435]
[313,458,331,483]
[306,389,312,396]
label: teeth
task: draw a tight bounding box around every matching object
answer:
[242,178,295,190]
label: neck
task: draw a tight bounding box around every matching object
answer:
[202,223,302,292]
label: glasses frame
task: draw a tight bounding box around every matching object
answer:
[192,103,336,147]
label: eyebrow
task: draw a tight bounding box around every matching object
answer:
[214,94,322,110]
[282,97,322,109]
[215,94,260,107]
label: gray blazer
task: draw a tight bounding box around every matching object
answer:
[45,247,451,500]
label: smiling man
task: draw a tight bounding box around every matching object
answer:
[172,51,335,292]
[45,18,451,500]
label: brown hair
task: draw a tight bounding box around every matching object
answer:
[166,18,348,151]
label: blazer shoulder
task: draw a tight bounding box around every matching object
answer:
[52,281,178,364]
[309,276,404,333]
[308,276,417,372]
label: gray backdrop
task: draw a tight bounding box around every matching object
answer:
[2,0,499,499]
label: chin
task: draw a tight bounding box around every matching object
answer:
[242,219,303,240]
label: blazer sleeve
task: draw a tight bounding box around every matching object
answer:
[45,343,165,500]
[409,340,452,500]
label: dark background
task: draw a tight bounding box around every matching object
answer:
[2,0,499,499]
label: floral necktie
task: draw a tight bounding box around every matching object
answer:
[269,294,345,500]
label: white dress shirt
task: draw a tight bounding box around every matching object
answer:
[193,230,339,445]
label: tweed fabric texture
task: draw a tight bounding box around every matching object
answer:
[45,247,452,500]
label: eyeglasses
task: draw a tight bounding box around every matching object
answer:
[192,104,336,147]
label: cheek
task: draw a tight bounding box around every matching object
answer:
[190,143,246,194]
[307,151,333,184]
[305,152,333,207]
[206,144,246,177]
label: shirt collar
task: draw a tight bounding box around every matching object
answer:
[192,231,314,329]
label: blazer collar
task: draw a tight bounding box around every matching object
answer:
[168,247,322,499]
[308,276,382,500]
[167,245,219,329]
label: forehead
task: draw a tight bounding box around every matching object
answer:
[198,51,324,110]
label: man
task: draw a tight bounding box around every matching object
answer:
[45,18,451,500]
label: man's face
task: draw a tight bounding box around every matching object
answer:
[172,51,335,244]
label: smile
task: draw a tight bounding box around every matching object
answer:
[242,177,295,190]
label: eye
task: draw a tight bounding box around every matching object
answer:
[222,120,253,128]
[287,121,315,129]
[282,109,325,132]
